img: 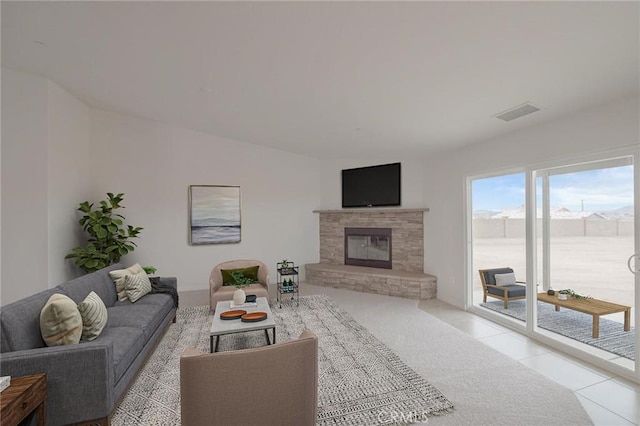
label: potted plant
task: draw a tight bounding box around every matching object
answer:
[229,271,256,305]
[143,266,157,277]
[65,193,143,273]
[279,259,293,274]
[557,289,592,301]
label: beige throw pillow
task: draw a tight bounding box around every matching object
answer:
[124,274,152,302]
[40,293,82,346]
[495,272,516,287]
[77,291,108,341]
[109,263,147,301]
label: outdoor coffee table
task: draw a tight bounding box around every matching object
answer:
[537,292,631,338]
[210,297,276,353]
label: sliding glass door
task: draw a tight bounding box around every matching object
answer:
[536,157,635,370]
[468,150,638,379]
[470,172,527,321]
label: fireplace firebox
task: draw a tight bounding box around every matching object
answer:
[344,227,392,269]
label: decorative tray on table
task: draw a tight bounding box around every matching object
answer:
[241,312,267,322]
[220,310,247,320]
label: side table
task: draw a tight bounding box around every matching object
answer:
[0,373,47,426]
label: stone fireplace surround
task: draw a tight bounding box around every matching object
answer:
[305,208,437,300]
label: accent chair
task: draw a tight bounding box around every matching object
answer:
[209,259,269,311]
[478,267,526,308]
[180,330,318,426]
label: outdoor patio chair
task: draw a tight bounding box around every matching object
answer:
[478,267,526,309]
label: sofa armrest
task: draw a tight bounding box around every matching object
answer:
[0,340,115,425]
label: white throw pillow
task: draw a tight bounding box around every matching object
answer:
[124,274,152,302]
[77,291,108,341]
[40,293,83,346]
[494,272,516,287]
[109,263,147,301]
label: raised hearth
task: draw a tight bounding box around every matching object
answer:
[305,263,436,300]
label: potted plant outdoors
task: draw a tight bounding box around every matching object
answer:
[65,193,143,273]
[557,288,592,301]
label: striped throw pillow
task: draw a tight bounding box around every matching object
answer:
[77,291,108,341]
[40,293,82,346]
[109,263,147,301]
[124,274,152,302]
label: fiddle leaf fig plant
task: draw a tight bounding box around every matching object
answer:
[65,192,143,272]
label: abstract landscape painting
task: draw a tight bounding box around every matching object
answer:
[189,185,241,244]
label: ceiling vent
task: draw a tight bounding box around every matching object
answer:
[494,102,541,122]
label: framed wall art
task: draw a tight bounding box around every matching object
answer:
[189,185,241,244]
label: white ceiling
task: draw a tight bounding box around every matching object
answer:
[2,1,638,159]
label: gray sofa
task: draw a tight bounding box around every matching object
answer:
[0,263,178,425]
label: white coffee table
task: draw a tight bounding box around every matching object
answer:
[210,297,276,353]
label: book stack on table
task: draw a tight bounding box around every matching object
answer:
[0,376,10,393]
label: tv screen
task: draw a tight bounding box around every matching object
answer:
[341,162,401,208]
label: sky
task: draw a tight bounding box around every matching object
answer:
[472,165,634,212]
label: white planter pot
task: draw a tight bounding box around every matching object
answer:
[233,288,246,305]
[557,293,568,301]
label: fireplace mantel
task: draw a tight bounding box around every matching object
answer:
[313,208,429,213]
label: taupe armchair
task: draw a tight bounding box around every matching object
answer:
[180,330,318,426]
[210,259,269,311]
[479,267,526,309]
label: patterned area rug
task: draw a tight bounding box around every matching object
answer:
[112,295,454,425]
[481,300,635,360]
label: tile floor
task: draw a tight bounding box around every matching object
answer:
[416,297,639,426]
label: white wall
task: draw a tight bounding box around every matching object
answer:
[424,96,640,308]
[1,69,92,305]
[89,109,321,292]
[47,82,92,286]
[2,67,636,310]
[1,69,51,304]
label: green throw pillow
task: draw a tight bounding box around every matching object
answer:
[221,266,259,286]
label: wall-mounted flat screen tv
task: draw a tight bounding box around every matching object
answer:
[342,162,401,208]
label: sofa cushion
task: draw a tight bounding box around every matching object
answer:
[482,267,514,285]
[78,291,108,341]
[120,292,175,308]
[94,326,145,383]
[57,263,122,307]
[40,293,83,346]
[487,284,526,297]
[106,303,171,342]
[123,274,152,302]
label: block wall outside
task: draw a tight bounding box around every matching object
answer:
[473,218,633,238]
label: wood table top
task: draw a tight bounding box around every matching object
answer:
[537,292,630,315]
